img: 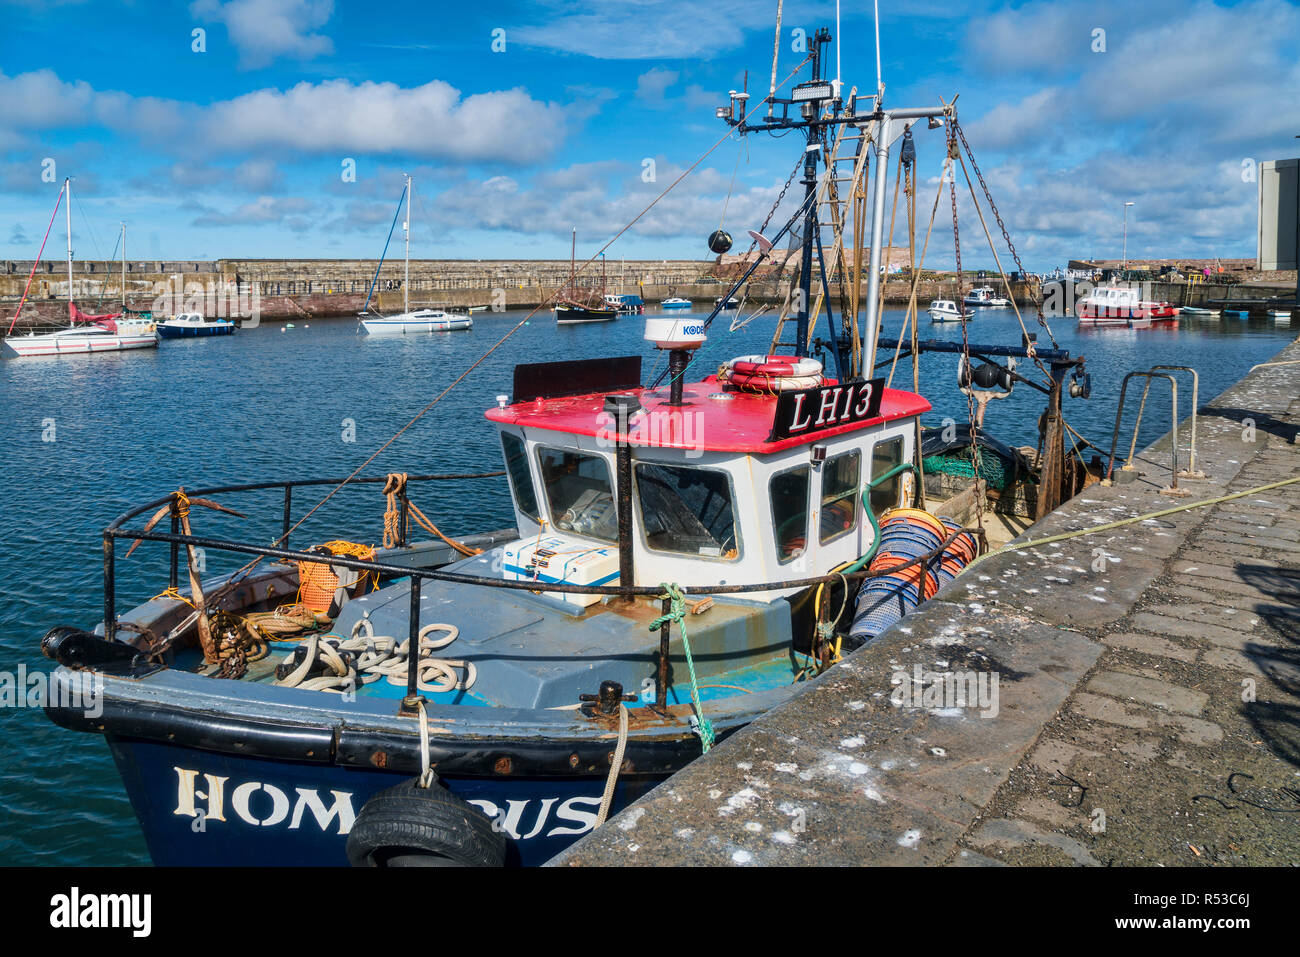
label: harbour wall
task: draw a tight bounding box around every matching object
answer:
[2,257,1047,325]
[552,334,1300,867]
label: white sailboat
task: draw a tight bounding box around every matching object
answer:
[2,181,158,359]
[360,175,472,335]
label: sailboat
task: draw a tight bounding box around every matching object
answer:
[360,175,472,335]
[555,230,618,323]
[2,180,158,358]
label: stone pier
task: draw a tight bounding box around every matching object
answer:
[552,337,1300,867]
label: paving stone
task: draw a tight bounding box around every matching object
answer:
[1028,738,1101,775]
[1101,631,1199,663]
[1085,671,1208,716]
[1071,691,1151,729]
[968,817,1100,866]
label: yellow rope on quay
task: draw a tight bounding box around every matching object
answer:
[966,475,1300,570]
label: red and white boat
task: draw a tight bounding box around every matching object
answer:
[1076,284,1179,328]
[2,178,159,359]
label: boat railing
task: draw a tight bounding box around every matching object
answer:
[99,469,981,702]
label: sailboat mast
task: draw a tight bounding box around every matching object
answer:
[570,227,576,297]
[120,222,126,312]
[403,174,411,315]
[64,177,73,321]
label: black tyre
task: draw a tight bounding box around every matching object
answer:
[346,778,507,868]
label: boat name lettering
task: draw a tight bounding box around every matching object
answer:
[172,766,357,835]
[772,377,885,440]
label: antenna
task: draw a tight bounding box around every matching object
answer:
[835,0,841,99]
[873,0,882,94]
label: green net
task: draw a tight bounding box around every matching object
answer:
[922,448,1016,490]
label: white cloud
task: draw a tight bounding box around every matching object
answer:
[636,68,679,104]
[513,0,755,59]
[190,0,335,69]
[0,71,569,165]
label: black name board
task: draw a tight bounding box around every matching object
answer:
[512,355,642,404]
[770,377,886,441]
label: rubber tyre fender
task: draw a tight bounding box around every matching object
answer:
[346,777,507,868]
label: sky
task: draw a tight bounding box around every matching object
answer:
[0,0,1297,269]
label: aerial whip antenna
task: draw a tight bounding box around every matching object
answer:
[873,0,883,95]
[767,0,783,118]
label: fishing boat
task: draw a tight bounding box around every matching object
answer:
[660,297,692,309]
[715,295,741,309]
[40,24,1104,868]
[555,233,618,324]
[157,312,236,338]
[1076,284,1178,326]
[359,175,473,335]
[928,299,970,322]
[963,285,1010,307]
[3,181,158,359]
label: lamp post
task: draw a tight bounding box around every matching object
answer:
[1122,202,1135,273]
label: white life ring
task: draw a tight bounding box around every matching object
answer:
[719,354,824,392]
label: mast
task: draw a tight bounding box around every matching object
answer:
[120,222,126,312]
[65,177,73,323]
[570,227,576,301]
[403,174,411,315]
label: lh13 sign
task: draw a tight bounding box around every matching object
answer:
[770,378,885,441]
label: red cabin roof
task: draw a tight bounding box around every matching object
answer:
[485,375,931,454]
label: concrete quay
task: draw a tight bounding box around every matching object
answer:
[552,337,1300,867]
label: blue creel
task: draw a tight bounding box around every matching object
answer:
[881,522,942,545]
[874,532,938,563]
[850,575,924,641]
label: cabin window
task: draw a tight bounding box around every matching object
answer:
[635,463,739,559]
[819,450,860,544]
[536,447,617,542]
[501,433,540,522]
[770,465,810,564]
[869,436,906,516]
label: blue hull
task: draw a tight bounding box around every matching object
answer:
[158,324,235,338]
[108,735,661,866]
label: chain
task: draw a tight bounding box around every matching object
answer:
[947,125,985,529]
[952,118,1057,349]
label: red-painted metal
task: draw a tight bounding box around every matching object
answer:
[485,374,930,454]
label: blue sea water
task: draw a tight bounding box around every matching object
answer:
[0,305,1292,864]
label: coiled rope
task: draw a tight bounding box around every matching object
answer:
[272,618,476,694]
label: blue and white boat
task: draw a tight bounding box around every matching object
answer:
[36,22,1083,869]
[660,297,692,309]
[158,312,236,338]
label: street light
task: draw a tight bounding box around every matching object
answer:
[1122,202,1135,272]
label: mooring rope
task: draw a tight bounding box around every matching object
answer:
[272,619,476,695]
[649,582,715,753]
[594,703,629,828]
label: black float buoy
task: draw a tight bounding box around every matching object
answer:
[708,229,733,254]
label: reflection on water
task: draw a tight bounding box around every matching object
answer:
[0,305,1292,863]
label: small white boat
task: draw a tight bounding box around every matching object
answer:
[2,182,158,359]
[660,298,692,309]
[2,319,158,358]
[715,295,741,309]
[964,286,1010,307]
[1179,306,1220,318]
[928,299,971,322]
[358,175,473,336]
[362,309,473,335]
[1269,309,1292,322]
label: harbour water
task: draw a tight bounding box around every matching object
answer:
[0,306,1293,865]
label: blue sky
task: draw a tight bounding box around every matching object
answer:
[1,0,1297,268]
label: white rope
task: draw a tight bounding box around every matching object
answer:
[416,698,435,789]
[272,619,476,694]
[594,703,630,828]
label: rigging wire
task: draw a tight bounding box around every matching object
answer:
[205,55,822,603]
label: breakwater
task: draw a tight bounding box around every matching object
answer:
[552,335,1300,867]
[3,257,1048,326]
